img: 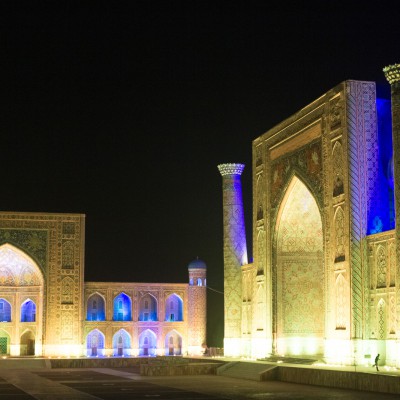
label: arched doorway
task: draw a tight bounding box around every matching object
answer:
[165,330,182,355]
[112,329,131,356]
[20,330,35,356]
[165,294,183,322]
[86,293,106,321]
[0,244,44,356]
[275,176,324,356]
[138,329,156,356]
[86,329,105,357]
[0,330,10,355]
[113,293,132,321]
[138,294,157,321]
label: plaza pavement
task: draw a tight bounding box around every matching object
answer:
[0,357,399,399]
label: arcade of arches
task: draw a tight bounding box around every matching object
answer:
[0,212,207,356]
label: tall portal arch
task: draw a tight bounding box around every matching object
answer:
[274,176,324,356]
[0,243,44,356]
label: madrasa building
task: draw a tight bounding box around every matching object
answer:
[0,213,206,357]
[218,64,400,367]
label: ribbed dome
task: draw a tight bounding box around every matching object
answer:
[188,258,207,269]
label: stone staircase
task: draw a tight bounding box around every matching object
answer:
[217,361,277,381]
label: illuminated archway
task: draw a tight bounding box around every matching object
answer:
[275,176,324,356]
[0,244,44,356]
[0,329,10,355]
[138,329,156,356]
[113,293,132,321]
[86,329,105,357]
[20,330,35,356]
[0,299,11,322]
[164,330,182,355]
[165,294,183,321]
[138,294,157,321]
[112,329,131,356]
[86,293,106,321]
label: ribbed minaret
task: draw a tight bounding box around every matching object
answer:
[384,64,400,340]
[218,163,248,356]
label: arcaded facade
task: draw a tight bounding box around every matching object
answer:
[219,64,400,367]
[0,213,206,357]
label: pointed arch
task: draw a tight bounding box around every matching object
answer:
[138,329,157,356]
[0,243,44,286]
[113,292,132,321]
[164,329,182,355]
[86,293,106,321]
[165,293,183,321]
[20,299,36,322]
[0,329,10,355]
[138,293,157,321]
[0,298,11,322]
[20,330,35,355]
[275,176,324,355]
[112,329,131,356]
[86,329,105,356]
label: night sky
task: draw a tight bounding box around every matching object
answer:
[3,1,399,345]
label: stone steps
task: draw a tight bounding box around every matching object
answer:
[217,361,277,381]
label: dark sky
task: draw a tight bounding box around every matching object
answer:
[2,1,399,345]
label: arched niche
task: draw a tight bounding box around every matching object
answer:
[21,299,36,322]
[86,293,106,321]
[112,329,131,356]
[0,298,11,322]
[113,292,132,321]
[20,330,35,356]
[164,330,182,355]
[86,329,105,357]
[138,329,156,356]
[138,294,157,321]
[275,176,324,356]
[0,329,10,355]
[165,294,183,322]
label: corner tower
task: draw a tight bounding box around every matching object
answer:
[187,258,207,355]
[218,163,248,356]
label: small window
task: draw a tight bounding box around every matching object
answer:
[169,336,174,345]
[197,278,202,286]
[118,300,123,309]
[170,302,174,310]
[144,300,149,309]
[144,337,149,345]
[144,312,149,321]
[93,301,97,309]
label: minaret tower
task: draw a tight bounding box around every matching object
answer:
[218,163,248,356]
[383,64,400,346]
[187,258,207,355]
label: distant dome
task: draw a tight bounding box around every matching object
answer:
[188,258,207,269]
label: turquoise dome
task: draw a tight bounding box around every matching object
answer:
[188,258,207,269]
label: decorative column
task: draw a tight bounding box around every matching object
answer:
[218,163,248,356]
[384,64,400,352]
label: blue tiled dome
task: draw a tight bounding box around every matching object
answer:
[188,258,207,269]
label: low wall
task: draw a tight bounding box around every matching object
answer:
[276,366,400,395]
[140,362,221,376]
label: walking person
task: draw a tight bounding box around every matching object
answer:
[373,354,380,371]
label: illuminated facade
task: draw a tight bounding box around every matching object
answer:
[0,213,206,357]
[219,64,400,367]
